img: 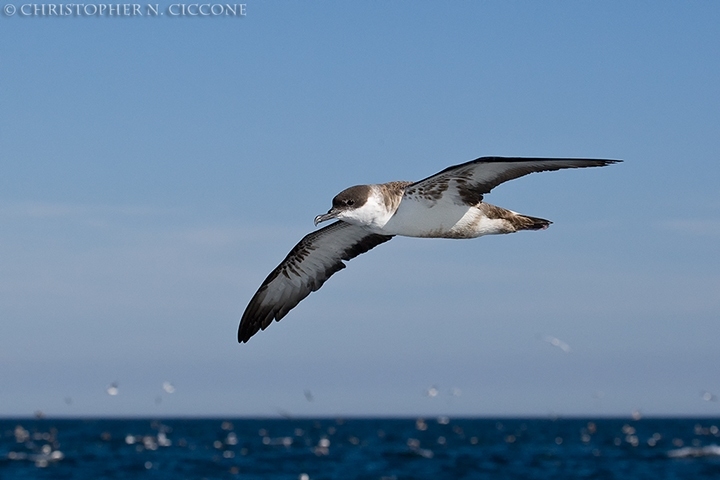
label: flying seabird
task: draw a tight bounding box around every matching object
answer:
[238,156,620,343]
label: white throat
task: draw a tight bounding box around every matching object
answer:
[337,186,395,232]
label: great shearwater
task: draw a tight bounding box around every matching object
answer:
[238,156,620,343]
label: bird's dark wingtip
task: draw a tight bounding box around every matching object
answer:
[237,323,254,344]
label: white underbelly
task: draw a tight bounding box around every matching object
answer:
[380,202,508,239]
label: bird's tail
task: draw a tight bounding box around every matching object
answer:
[514,213,552,231]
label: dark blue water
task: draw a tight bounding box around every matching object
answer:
[2,417,720,479]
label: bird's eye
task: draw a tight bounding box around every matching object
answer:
[346,200,355,206]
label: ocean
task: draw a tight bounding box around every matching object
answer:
[2,417,720,479]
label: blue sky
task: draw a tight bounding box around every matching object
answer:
[1,1,719,417]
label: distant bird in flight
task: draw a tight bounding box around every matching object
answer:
[238,156,620,343]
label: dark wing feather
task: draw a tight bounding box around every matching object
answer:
[238,221,393,343]
[405,157,621,205]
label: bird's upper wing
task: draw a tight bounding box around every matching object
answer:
[238,221,393,343]
[403,157,621,206]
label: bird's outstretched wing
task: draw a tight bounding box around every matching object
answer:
[238,221,393,343]
[403,157,621,206]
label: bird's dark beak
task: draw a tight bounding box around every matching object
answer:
[314,209,339,226]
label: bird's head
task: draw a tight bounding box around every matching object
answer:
[314,185,372,226]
